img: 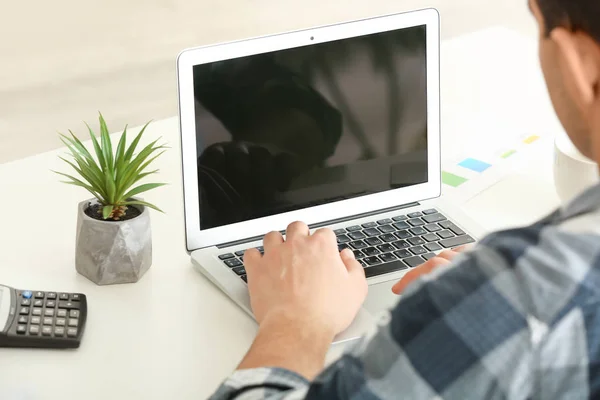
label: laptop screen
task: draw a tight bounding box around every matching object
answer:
[193,25,428,230]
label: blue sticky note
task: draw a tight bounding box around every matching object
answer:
[458,158,492,173]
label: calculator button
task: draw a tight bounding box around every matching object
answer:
[43,317,54,325]
[35,291,45,299]
[42,326,52,336]
[234,250,246,257]
[46,300,56,308]
[55,318,66,326]
[69,310,80,319]
[68,319,79,327]
[16,325,27,334]
[29,325,40,335]
[19,307,29,315]
[44,309,55,317]
[57,310,67,318]
[32,308,42,316]
[22,291,32,299]
[21,299,31,306]
[67,328,78,337]
[59,293,69,300]
[54,327,65,337]
[70,294,81,301]
[58,301,80,310]
[46,292,57,300]
[31,316,41,324]
[17,316,28,324]
[33,300,43,307]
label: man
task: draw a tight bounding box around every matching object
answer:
[211,0,600,398]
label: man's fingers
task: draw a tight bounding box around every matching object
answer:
[340,247,356,263]
[341,248,366,282]
[286,221,310,242]
[243,248,262,272]
[263,231,284,252]
[391,257,451,295]
[312,228,337,246]
[436,250,460,262]
[454,244,473,253]
[341,249,368,295]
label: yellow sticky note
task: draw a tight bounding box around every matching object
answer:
[523,135,540,144]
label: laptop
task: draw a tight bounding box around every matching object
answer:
[176,8,484,343]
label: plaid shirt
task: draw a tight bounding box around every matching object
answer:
[211,183,600,399]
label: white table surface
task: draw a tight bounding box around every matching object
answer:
[0,27,563,399]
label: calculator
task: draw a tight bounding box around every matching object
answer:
[0,285,87,349]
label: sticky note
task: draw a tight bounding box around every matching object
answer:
[524,135,540,144]
[458,158,492,173]
[501,150,517,159]
[442,171,468,187]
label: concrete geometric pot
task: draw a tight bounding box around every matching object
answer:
[75,199,152,285]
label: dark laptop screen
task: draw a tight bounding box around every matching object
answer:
[193,25,428,230]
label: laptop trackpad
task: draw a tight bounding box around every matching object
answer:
[363,279,401,314]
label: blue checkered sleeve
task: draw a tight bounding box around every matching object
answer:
[211,187,600,399]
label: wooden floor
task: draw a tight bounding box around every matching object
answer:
[0,0,536,163]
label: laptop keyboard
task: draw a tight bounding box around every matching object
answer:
[217,209,474,284]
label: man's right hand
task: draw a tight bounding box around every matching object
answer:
[244,222,368,336]
[392,246,471,294]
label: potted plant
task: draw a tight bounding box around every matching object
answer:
[54,114,167,285]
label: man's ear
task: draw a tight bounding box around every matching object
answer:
[551,28,600,107]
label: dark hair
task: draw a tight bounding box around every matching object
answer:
[537,0,600,43]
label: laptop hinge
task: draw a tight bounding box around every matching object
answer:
[216,201,421,249]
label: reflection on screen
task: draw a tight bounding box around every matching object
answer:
[193,25,428,229]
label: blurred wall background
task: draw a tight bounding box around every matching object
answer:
[0,0,535,163]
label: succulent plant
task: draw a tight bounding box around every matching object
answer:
[54,114,167,220]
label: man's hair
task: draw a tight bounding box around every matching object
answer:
[538,0,600,43]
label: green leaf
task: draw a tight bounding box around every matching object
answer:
[117,150,165,198]
[130,169,159,186]
[53,171,102,199]
[86,122,106,171]
[60,181,102,200]
[60,134,105,186]
[122,200,164,213]
[66,131,95,163]
[135,150,165,176]
[102,205,113,220]
[58,156,104,196]
[75,158,105,192]
[99,114,114,175]
[114,125,128,180]
[57,136,107,200]
[104,169,116,204]
[116,142,165,198]
[122,183,167,199]
[124,120,152,162]
[59,136,88,163]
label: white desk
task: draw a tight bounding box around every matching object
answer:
[0,27,562,399]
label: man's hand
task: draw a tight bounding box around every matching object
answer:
[237,222,368,379]
[244,221,368,336]
[392,246,471,295]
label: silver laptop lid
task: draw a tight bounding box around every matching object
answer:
[178,9,441,251]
